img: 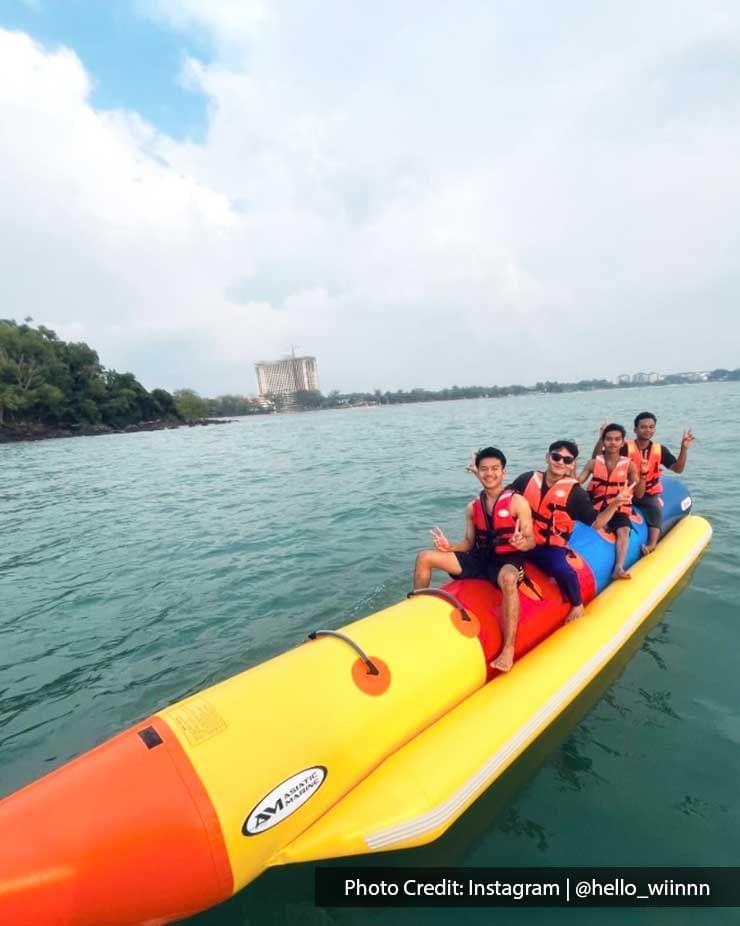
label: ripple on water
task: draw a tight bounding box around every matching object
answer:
[3,384,740,918]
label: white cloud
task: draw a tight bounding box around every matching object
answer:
[2,4,740,396]
[140,0,275,56]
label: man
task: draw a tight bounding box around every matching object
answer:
[594,413,694,555]
[413,447,534,672]
[508,440,634,623]
[578,423,643,580]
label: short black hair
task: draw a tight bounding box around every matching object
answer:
[603,422,626,439]
[548,439,579,458]
[634,411,656,428]
[476,446,506,468]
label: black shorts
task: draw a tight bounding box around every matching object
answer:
[634,495,663,530]
[488,553,525,586]
[606,512,632,532]
[453,550,524,586]
[452,548,489,580]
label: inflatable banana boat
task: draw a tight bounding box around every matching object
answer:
[0,477,711,925]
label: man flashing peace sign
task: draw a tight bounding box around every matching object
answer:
[413,447,534,672]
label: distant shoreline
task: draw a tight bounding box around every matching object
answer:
[0,418,231,445]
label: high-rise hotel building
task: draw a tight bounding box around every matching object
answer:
[255,355,320,398]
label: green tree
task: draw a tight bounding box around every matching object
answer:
[174,388,209,419]
[0,320,61,424]
[294,389,323,410]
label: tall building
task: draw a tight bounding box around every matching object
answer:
[255,355,320,399]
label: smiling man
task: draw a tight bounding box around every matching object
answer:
[508,440,633,623]
[413,447,534,672]
[624,412,694,555]
[578,423,643,580]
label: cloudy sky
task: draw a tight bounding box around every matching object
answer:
[2,1,739,395]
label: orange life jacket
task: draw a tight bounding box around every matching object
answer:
[626,440,663,495]
[522,473,577,547]
[589,455,632,515]
[472,489,517,554]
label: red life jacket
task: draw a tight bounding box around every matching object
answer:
[626,440,663,495]
[472,489,517,554]
[589,455,632,515]
[522,472,577,548]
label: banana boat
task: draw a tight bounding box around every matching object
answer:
[0,477,710,925]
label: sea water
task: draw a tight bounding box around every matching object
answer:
[2,382,739,925]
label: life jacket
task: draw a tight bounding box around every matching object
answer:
[472,489,517,554]
[522,473,577,547]
[626,440,663,495]
[589,455,632,515]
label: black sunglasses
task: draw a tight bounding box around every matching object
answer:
[550,452,575,464]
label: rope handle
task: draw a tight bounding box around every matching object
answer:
[407,587,471,622]
[307,629,380,675]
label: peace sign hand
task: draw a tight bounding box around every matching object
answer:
[681,428,694,449]
[616,482,636,506]
[510,517,527,550]
[466,451,479,476]
[430,526,453,552]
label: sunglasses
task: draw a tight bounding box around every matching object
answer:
[550,452,575,465]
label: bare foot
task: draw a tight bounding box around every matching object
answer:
[641,544,656,556]
[612,567,631,580]
[490,644,515,672]
[565,604,584,623]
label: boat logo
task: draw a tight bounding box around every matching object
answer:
[498,509,509,518]
[681,496,692,511]
[243,766,327,836]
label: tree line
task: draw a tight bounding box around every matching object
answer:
[271,370,740,411]
[3,319,737,431]
[0,319,182,430]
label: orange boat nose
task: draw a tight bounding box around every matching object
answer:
[0,718,233,925]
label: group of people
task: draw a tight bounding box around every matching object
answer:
[413,412,694,673]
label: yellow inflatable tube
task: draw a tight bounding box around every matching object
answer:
[277,514,711,863]
[157,592,487,892]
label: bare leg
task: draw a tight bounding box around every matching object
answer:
[612,527,631,579]
[641,526,660,556]
[490,566,520,672]
[413,549,461,589]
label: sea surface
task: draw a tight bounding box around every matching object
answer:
[2,383,739,925]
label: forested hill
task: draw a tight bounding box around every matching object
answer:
[0,319,180,436]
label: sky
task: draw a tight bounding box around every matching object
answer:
[2,1,740,395]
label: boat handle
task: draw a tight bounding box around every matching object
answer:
[407,587,472,622]
[306,630,380,676]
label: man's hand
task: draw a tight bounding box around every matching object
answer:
[430,526,453,552]
[466,450,478,476]
[616,482,636,507]
[681,427,695,450]
[509,517,529,551]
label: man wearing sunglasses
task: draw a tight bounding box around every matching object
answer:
[508,440,633,623]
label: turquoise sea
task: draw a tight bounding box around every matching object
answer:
[2,383,739,925]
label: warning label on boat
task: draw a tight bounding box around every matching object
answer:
[168,698,227,746]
